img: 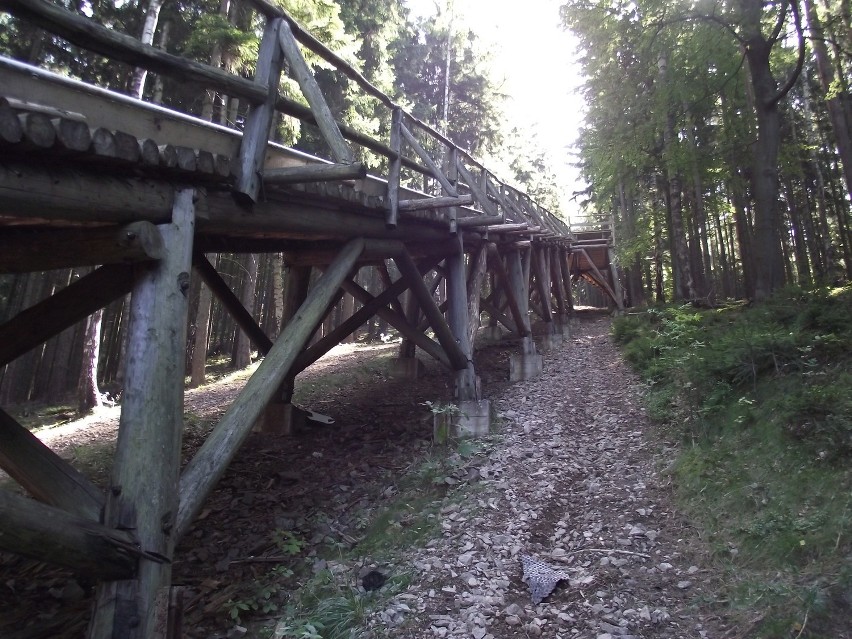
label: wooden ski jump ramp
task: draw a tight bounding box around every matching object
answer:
[0,1,623,636]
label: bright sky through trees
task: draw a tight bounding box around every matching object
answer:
[403,0,587,211]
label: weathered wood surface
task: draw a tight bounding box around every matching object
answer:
[0,489,138,581]
[0,0,266,103]
[193,253,274,355]
[394,250,469,371]
[0,263,134,367]
[90,189,196,639]
[279,20,353,165]
[234,17,284,206]
[339,274,452,369]
[264,161,366,185]
[0,407,104,520]
[398,194,473,212]
[176,238,365,540]
[0,222,164,273]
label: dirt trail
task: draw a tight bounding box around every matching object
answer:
[0,312,728,638]
[365,313,729,638]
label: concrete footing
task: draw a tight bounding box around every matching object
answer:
[433,399,492,442]
[509,336,543,381]
[538,325,563,351]
[480,326,504,342]
[390,356,425,379]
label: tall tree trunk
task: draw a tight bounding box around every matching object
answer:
[737,0,805,299]
[805,0,852,202]
[232,253,259,369]
[658,52,696,301]
[130,0,166,98]
[77,309,104,414]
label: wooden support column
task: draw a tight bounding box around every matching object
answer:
[559,248,575,314]
[445,235,476,400]
[531,245,554,323]
[486,244,528,337]
[89,189,196,639]
[258,264,311,434]
[465,243,488,349]
[385,107,402,229]
[608,248,625,311]
[176,239,365,540]
[0,407,103,520]
[506,248,531,335]
[393,251,469,371]
[506,246,543,381]
[549,246,567,317]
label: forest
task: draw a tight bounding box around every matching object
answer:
[0,0,851,413]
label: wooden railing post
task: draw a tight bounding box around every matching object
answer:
[234,17,285,207]
[386,107,402,229]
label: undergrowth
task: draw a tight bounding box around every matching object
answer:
[612,286,852,638]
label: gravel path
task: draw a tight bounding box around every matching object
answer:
[368,313,729,639]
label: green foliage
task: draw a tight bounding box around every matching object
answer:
[614,286,852,635]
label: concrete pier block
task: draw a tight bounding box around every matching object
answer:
[538,326,563,351]
[560,320,572,340]
[480,326,504,342]
[390,356,425,379]
[509,351,543,381]
[433,399,492,441]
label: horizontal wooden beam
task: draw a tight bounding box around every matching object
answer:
[0,0,267,104]
[263,161,366,186]
[0,222,163,273]
[0,263,134,366]
[455,214,503,228]
[398,194,473,212]
[0,408,104,520]
[0,489,139,580]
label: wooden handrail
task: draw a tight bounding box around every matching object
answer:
[0,0,567,227]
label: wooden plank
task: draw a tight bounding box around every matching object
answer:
[193,253,273,356]
[0,407,103,520]
[393,249,469,371]
[264,161,366,185]
[0,222,164,273]
[0,263,134,367]
[278,20,353,164]
[176,238,365,540]
[234,17,285,206]
[385,107,402,229]
[90,189,196,639]
[0,0,267,103]
[0,490,138,581]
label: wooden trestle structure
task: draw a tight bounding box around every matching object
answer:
[0,1,623,636]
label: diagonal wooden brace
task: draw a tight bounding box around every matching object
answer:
[176,238,365,540]
[279,20,354,164]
